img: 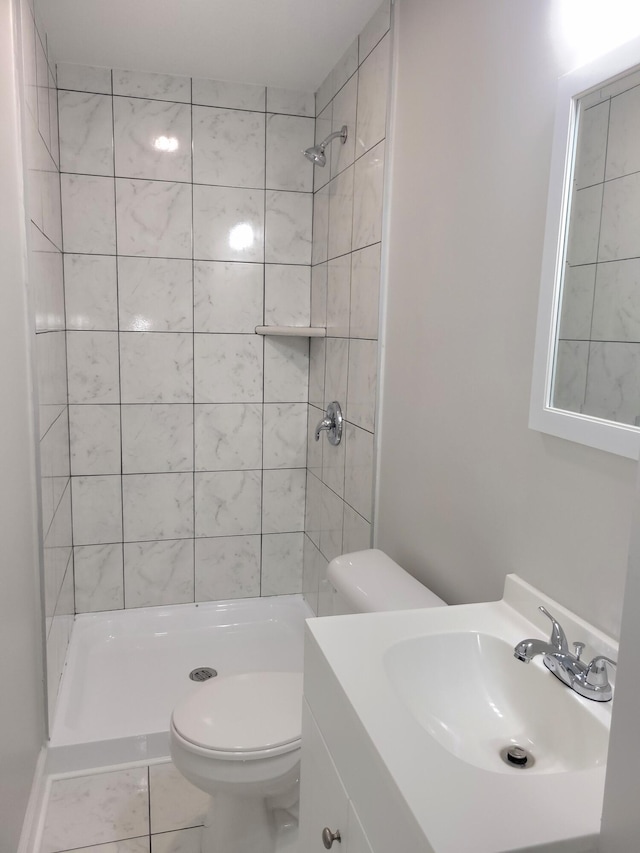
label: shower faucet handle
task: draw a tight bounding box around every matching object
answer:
[314,401,343,446]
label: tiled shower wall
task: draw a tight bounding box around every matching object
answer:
[303,1,391,614]
[18,0,72,724]
[58,64,315,612]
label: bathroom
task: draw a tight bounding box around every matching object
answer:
[2,0,640,850]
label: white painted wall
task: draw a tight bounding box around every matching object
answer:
[377,0,640,639]
[0,0,46,847]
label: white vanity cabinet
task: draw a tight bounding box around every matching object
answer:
[299,700,375,853]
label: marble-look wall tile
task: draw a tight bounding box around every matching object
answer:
[308,338,326,409]
[58,91,114,176]
[584,341,640,423]
[195,535,261,601]
[266,114,315,192]
[344,423,374,522]
[61,174,116,254]
[311,183,330,264]
[194,403,263,471]
[352,141,385,250]
[307,404,323,479]
[302,536,325,616]
[264,264,310,326]
[193,184,265,262]
[114,97,192,182]
[70,404,121,475]
[330,75,357,179]
[359,0,390,63]
[267,88,314,117]
[194,261,263,333]
[124,538,194,607]
[263,403,308,468]
[350,244,380,339]
[122,404,193,473]
[192,78,266,111]
[74,543,124,612]
[123,473,194,541]
[265,191,313,264]
[262,468,306,533]
[65,254,118,330]
[113,69,190,103]
[558,264,597,341]
[342,503,371,553]
[56,63,113,95]
[591,258,640,342]
[67,331,120,404]
[261,532,304,595]
[72,475,123,545]
[264,337,309,403]
[313,103,332,193]
[355,34,389,157]
[324,337,349,409]
[118,257,193,332]
[326,255,351,337]
[319,480,344,562]
[553,340,589,413]
[599,172,640,261]
[321,423,346,499]
[347,338,377,431]
[40,767,149,853]
[565,183,603,266]
[311,262,328,327]
[193,106,265,189]
[575,100,609,188]
[116,178,192,258]
[327,167,354,260]
[305,471,322,548]
[194,334,263,403]
[120,332,193,403]
[605,84,640,181]
[195,471,262,537]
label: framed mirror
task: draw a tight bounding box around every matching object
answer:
[530,35,640,459]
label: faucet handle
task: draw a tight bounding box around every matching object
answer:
[585,655,617,689]
[539,606,569,652]
[572,641,585,661]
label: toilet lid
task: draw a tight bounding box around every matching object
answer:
[172,671,303,754]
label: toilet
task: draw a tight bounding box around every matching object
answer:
[170,549,446,853]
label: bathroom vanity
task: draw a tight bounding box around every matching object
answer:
[299,576,618,853]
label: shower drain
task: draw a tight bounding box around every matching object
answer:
[189,667,218,682]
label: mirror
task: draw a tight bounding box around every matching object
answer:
[531,35,640,459]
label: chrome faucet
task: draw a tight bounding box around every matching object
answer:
[513,606,617,702]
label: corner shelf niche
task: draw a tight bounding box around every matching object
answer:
[254,325,326,338]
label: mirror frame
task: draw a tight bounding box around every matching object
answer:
[530,35,640,460]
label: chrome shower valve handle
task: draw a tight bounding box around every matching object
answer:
[315,401,343,446]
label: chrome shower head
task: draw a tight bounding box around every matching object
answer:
[303,125,348,167]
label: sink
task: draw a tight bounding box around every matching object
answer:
[383,631,609,774]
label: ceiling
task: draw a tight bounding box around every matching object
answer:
[37,0,385,93]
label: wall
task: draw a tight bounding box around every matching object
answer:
[58,64,314,611]
[377,0,638,639]
[19,0,70,728]
[303,0,391,614]
[0,0,47,845]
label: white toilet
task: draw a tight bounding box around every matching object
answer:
[170,549,446,853]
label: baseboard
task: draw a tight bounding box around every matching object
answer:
[17,746,48,853]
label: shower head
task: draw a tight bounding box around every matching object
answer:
[303,125,348,167]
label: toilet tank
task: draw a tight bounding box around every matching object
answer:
[326,549,446,615]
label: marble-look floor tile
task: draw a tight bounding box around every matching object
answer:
[193,184,264,263]
[116,179,192,259]
[265,190,312,265]
[195,535,261,602]
[262,468,306,534]
[71,475,122,546]
[114,97,192,182]
[123,473,194,542]
[118,258,193,332]
[40,767,149,853]
[113,69,190,103]
[263,403,307,468]
[195,470,262,537]
[261,532,304,595]
[192,78,266,111]
[58,90,114,176]
[264,337,309,403]
[61,174,116,255]
[67,331,120,404]
[121,404,193,473]
[74,543,124,613]
[352,141,385,251]
[65,254,118,331]
[70,404,121,475]
[195,403,262,471]
[120,332,193,403]
[124,538,194,607]
[152,827,201,853]
[194,333,263,403]
[194,261,263,333]
[266,114,314,192]
[193,105,265,189]
[149,762,209,833]
[264,264,310,326]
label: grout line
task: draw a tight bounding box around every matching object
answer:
[191,75,197,601]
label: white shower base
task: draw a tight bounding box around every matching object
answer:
[47,594,313,773]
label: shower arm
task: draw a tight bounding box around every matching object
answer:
[318,127,347,153]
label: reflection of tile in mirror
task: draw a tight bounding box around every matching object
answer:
[584,341,640,425]
[566,183,603,266]
[553,341,588,413]
[592,258,640,342]
[599,171,640,261]
[605,84,640,181]
[575,100,609,190]
[558,264,596,340]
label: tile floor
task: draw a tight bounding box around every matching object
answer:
[39,760,209,853]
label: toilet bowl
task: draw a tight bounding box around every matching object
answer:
[169,549,446,853]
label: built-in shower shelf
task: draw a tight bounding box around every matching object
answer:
[255,325,326,337]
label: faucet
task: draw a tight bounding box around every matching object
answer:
[513,606,617,702]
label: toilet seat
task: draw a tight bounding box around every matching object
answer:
[172,671,303,760]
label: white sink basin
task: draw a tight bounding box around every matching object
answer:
[383,631,609,774]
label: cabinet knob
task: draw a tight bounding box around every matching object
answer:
[322,827,341,848]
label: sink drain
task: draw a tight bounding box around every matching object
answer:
[500,745,535,769]
[189,667,217,682]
